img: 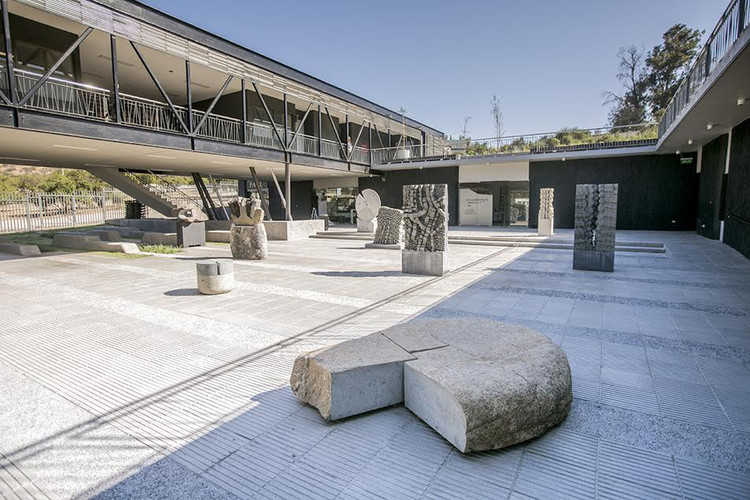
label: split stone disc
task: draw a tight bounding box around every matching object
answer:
[355,189,381,222]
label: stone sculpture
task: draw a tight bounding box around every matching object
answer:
[402,184,449,276]
[290,318,572,453]
[538,188,555,236]
[228,194,268,260]
[196,259,234,294]
[574,183,618,272]
[365,206,404,250]
[355,189,381,232]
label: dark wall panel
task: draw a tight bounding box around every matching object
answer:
[725,117,750,258]
[697,135,728,240]
[529,154,698,230]
[359,167,459,226]
[268,180,315,220]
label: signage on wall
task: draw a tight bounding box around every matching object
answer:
[459,188,493,226]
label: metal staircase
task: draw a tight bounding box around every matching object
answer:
[85,167,207,218]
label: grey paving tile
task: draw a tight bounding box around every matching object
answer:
[601,384,660,414]
[676,458,750,499]
[601,367,654,390]
[598,441,681,499]
[653,378,731,429]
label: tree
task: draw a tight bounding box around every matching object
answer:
[460,115,472,139]
[489,95,504,151]
[645,24,703,119]
[604,45,650,126]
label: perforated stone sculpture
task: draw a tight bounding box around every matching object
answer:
[402,184,449,276]
[290,318,572,453]
[355,189,381,232]
[574,183,618,272]
[365,206,404,250]
[538,188,555,236]
[229,194,268,260]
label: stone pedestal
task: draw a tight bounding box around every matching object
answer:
[196,259,234,295]
[402,250,449,276]
[573,250,614,272]
[357,217,376,233]
[538,218,554,236]
[230,225,268,260]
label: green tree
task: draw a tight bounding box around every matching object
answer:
[645,24,703,119]
[604,45,650,126]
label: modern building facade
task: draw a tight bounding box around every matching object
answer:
[0,0,748,257]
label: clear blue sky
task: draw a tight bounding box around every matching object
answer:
[141,0,727,138]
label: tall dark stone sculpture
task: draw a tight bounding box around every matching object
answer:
[573,183,618,272]
[402,184,449,276]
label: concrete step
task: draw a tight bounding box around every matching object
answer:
[310,232,666,253]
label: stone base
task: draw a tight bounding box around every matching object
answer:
[365,242,404,250]
[265,220,325,241]
[196,259,234,295]
[538,218,554,236]
[53,233,140,254]
[357,218,377,233]
[402,250,449,276]
[107,218,205,247]
[573,250,614,272]
[230,225,268,260]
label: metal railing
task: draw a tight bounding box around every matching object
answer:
[15,69,109,121]
[0,189,146,234]
[371,124,658,164]
[122,171,203,210]
[0,66,429,165]
[371,144,425,164]
[659,0,749,136]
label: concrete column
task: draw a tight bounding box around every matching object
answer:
[285,162,292,221]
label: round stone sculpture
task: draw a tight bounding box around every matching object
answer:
[290,317,572,453]
[230,224,268,260]
[196,259,234,295]
[355,189,381,232]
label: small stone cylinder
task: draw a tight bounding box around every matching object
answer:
[196,259,234,295]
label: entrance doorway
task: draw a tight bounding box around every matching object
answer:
[459,180,530,226]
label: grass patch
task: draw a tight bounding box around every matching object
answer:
[139,244,182,254]
[90,251,148,259]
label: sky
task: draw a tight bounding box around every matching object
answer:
[141,0,728,139]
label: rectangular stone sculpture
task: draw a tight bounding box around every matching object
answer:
[538,188,554,236]
[573,183,618,272]
[402,184,449,276]
[365,206,404,250]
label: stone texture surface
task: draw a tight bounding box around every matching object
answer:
[291,318,572,452]
[538,188,555,236]
[574,183,618,272]
[290,333,415,420]
[196,259,234,295]
[230,225,267,260]
[373,206,403,245]
[403,184,448,252]
[402,318,572,453]
[53,233,140,253]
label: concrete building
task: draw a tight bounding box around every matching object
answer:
[0,0,748,257]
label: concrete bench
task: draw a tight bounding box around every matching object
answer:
[140,232,178,246]
[291,318,572,453]
[0,242,42,257]
[52,233,140,254]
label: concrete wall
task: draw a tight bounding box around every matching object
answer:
[359,167,459,226]
[725,117,750,258]
[528,154,698,230]
[697,135,728,240]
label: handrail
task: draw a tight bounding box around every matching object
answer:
[658,0,749,136]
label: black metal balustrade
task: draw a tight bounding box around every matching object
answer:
[658,0,749,136]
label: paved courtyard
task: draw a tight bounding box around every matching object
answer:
[0,232,749,499]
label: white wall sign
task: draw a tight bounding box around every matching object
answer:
[459,188,493,226]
